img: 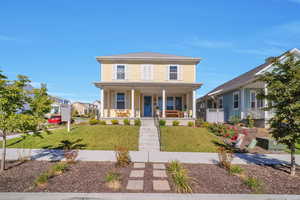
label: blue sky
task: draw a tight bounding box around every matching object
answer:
[1,0,300,103]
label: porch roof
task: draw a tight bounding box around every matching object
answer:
[94,81,202,90]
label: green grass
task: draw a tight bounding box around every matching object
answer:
[160,126,222,152]
[2,125,139,150]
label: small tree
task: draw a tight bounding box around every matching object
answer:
[257,53,300,176]
[0,70,52,171]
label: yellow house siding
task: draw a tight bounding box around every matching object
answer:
[101,62,196,83]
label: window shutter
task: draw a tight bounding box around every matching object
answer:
[125,65,128,80]
[126,91,130,109]
[178,65,182,80]
[150,65,154,80]
[112,91,115,109]
[141,65,144,80]
[112,65,116,80]
[165,66,169,80]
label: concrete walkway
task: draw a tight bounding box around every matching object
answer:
[138,119,160,152]
[1,192,300,200]
[2,148,300,165]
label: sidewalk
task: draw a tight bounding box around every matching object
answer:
[2,148,300,165]
[1,192,299,200]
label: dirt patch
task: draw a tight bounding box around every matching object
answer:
[0,160,53,192]
[1,160,300,194]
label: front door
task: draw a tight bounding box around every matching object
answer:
[143,96,152,117]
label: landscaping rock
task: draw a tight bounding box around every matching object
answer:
[126,180,143,190]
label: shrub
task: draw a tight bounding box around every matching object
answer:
[229,165,244,175]
[229,116,240,125]
[244,177,263,193]
[105,171,121,190]
[115,146,131,167]
[89,118,99,125]
[105,171,121,182]
[246,114,254,128]
[167,160,192,193]
[99,120,106,125]
[159,120,166,126]
[187,121,194,127]
[35,172,52,186]
[134,119,141,126]
[123,118,130,125]
[172,120,180,126]
[218,146,234,170]
[51,162,69,175]
[111,119,119,125]
[201,121,211,128]
[195,119,204,127]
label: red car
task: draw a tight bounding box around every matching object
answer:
[48,115,62,124]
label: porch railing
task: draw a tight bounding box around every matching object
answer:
[244,108,265,119]
[154,112,162,151]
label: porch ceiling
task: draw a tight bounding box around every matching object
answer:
[94,81,202,92]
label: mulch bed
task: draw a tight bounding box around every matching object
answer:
[0,160,299,194]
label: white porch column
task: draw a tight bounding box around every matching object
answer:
[100,88,104,118]
[192,90,196,119]
[162,89,166,118]
[264,84,268,119]
[186,93,190,118]
[240,88,245,120]
[131,88,135,118]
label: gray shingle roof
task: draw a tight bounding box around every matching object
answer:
[205,48,300,97]
[206,62,269,96]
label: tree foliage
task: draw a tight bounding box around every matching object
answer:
[0,70,52,170]
[257,53,300,176]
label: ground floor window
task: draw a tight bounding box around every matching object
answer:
[116,93,125,109]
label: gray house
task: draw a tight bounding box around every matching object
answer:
[197,48,300,127]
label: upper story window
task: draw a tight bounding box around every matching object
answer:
[141,65,153,80]
[218,96,223,109]
[116,93,125,109]
[233,91,239,109]
[169,65,178,80]
[116,65,125,80]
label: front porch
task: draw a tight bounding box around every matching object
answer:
[95,82,201,119]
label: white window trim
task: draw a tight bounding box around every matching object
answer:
[115,92,126,110]
[218,96,223,109]
[115,64,127,80]
[233,91,239,110]
[250,90,256,109]
[168,64,180,81]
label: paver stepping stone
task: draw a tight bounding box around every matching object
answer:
[153,163,166,170]
[153,170,167,178]
[126,180,144,190]
[130,170,144,178]
[133,163,145,168]
[153,180,170,191]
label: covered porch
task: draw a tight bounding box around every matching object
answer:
[94,82,201,119]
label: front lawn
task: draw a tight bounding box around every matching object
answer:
[160,126,222,152]
[3,125,139,150]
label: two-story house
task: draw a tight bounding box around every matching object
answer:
[94,52,202,121]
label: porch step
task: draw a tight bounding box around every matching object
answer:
[139,119,160,152]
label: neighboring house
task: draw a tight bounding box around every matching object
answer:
[92,100,101,118]
[72,102,97,116]
[197,48,300,127]
[94,52,202,120]
[49,96,71,115]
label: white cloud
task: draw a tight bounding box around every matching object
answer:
[182,37,233,49]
